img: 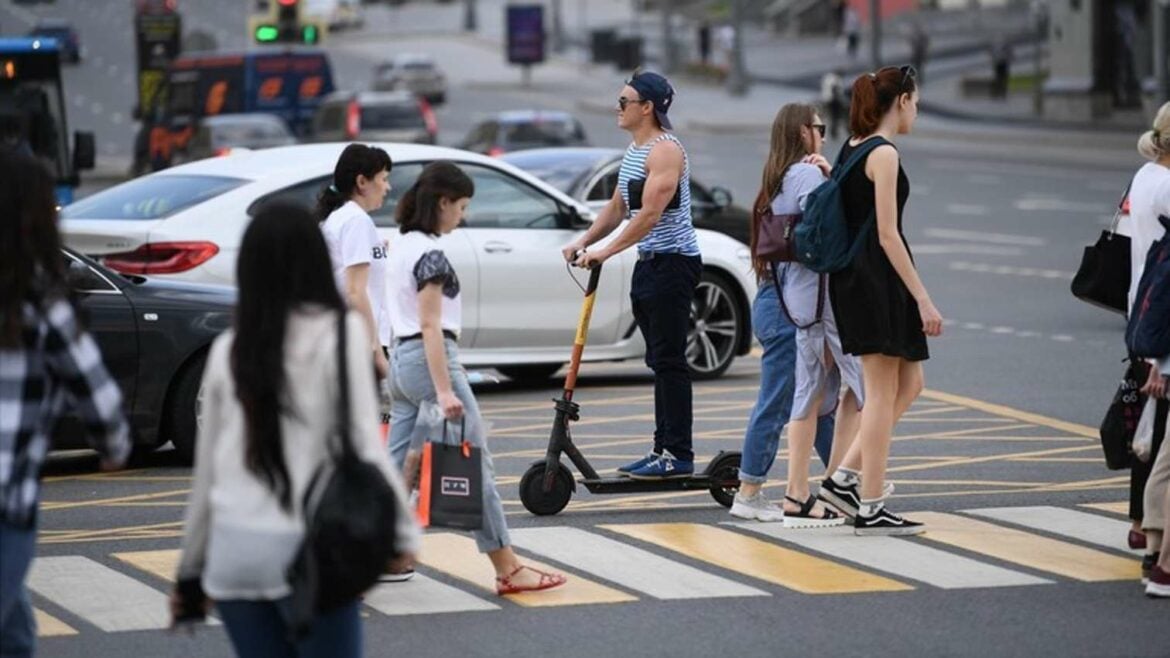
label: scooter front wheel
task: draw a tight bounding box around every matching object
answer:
[519,462,575,516]
[707,452,742,508]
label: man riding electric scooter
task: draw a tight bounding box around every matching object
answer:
[561,71,701,480]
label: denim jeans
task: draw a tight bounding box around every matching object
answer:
[388,337,511,553]
[739,280,834,484]
[216,598,360,658]
[0,521,37,658]
[631,253,702,462]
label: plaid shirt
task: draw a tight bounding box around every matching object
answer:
[1,297,131,528]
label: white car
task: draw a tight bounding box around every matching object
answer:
[62,144,757,380]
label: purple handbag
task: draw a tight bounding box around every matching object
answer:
[756,207,801,263]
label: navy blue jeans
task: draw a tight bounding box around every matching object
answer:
[216,598,361,658]
[0,521,37,658]
[631,253,702,463]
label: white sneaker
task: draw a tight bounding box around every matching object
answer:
[729,491,785,522]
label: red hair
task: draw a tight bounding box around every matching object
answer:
[849,67,916,137]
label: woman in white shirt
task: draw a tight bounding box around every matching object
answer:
[173,202,418,655]
[1128,102,1170,596]
[316,144,393,379]
[388,162,566,595]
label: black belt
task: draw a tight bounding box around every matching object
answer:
[396,330,458,344]
[636,250,685,261]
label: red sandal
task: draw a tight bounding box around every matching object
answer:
[495,565,567,596]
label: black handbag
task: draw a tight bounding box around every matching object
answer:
[1071,186,1131,315]
[1099,359,1146,470]
[287,312,402,638]
[418,417,484,530]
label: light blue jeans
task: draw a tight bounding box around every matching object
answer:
[739,280,834,485]
[389,338,510,553]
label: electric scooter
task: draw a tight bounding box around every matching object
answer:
[517,262,742,516]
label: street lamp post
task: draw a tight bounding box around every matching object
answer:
[661,0,677,74]
[1156,0,1170,106]
[462,0,477,32]
[869,0,882,69]
[727,0,749,96]
[551,0,565,53]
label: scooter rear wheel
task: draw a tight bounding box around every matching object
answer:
[707,452,742,508]
[519,462,575,516]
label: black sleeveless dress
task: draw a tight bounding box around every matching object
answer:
[828,137,929,362]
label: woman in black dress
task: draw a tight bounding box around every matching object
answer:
[816,66,944,536]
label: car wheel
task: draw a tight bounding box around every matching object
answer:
[687,270,742,380]
[165,353,206,465]
[497,364,562,384]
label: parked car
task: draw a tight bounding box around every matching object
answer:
[502,147,750,247]
[55,248,234,463]
[372,54,447,104]
[60,144,756,380]
[27,20,81,63]
[175,113,297,164]
[458,111,588,156]
[311,91,437,144]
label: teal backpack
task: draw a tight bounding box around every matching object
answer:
[794,138,886,273]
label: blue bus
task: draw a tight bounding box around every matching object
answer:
[0,37,94,205]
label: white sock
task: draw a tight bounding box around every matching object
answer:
[858,498,884,518]
[831,468,859,487]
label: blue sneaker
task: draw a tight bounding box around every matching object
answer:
[616,452,660,476]
[628,450,694,480]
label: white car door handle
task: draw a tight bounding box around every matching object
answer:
[483,241,513,254]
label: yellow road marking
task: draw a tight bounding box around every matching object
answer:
[34,609,78,636]
[39,521,185,544]
[43,468,150,483]
[113,549,179,582]
[920,390,1097,438]
[417,533,635,606]
[901,405,966,417]
[601,524,910,594]
[1081,502,1129,516]
[913,512,1139,581]
[41,488,190,512]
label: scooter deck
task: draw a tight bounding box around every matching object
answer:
[579,474,729,495]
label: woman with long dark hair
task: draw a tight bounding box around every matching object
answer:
[317,143,394,380]
[173,202,418,656]
[816,66,942,536]
[0,150,131,657]
[732,103,853,525]
[387,162,566,595]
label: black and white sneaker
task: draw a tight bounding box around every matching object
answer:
[1142,552,1160,585]
[854,506,925,536]
[817,478,861,518]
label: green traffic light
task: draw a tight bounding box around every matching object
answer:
[255,25,279,42]
[302,25,318,44]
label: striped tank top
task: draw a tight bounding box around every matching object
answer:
[618,133,701,256]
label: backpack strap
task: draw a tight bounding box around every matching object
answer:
[833,137,888,182]
[335,310,355,460]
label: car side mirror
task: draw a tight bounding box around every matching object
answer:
[558,205,591,230]
[710,186,732,210]
[73,131,96,171]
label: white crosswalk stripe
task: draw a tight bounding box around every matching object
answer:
[362,575,501,616]
[28,556,171,632]
[730,522,1052,589]
[965,506,1140,555]
[25,503,1140,638]
[510,527,769,600]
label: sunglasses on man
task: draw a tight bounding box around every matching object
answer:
[617,96,650,111]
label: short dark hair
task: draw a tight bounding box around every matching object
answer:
[396,161,475,235]
[314,144,393,221]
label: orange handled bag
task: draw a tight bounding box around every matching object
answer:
[417,417,484,530]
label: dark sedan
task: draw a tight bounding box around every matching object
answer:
[500,147,751,247]
[56,249,233,463]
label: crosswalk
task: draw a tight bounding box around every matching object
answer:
[30,503,1142,638]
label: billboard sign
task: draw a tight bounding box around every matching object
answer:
[506,4,545,65]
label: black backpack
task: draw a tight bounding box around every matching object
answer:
[287,311,402,637]
[1125,216,1170,359]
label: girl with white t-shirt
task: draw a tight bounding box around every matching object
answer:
[316,144,393,379]
[387,162,566,596]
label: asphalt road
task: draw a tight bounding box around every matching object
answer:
[4,1,1165,656]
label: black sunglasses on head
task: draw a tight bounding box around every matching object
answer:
[872,64,916,92]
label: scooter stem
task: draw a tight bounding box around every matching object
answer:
[562,265,602,400]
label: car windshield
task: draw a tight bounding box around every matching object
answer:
[361,104,424,130]
[504,157,594,194]
[61,175,246,220]
[504,121,582,148]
